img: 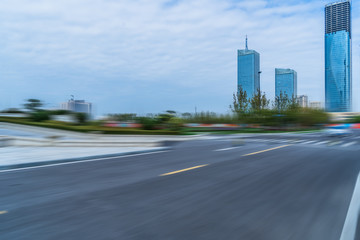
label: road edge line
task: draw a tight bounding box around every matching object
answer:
[340,173,360,240]
[0,148,171,173]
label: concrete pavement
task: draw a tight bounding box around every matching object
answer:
[0,146,168,170]
[0,122,207,169]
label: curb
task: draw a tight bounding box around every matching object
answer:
[0,147,171,171]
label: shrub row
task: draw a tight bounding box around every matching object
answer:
[0,117,181,135]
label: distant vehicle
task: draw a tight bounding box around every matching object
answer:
[324,124,352,137]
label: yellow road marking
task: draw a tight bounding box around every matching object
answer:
[160,164,208,176]
[0,211,8,215]
[242,145,291,157]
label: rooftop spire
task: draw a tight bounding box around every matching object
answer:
[245,35,248,50]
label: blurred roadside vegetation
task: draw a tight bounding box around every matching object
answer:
[226,87,329,128]
[1,94,358,135]
[0,100,180,135]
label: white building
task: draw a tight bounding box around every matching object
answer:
[309,101,323,110]
[297,95,308,108]
[61,99,92,115]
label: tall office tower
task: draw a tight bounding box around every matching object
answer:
[297,95,309,108]
[325,0,351,112]
[275,68,297,98]
[237,37,260,99]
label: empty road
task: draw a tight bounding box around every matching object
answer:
[1,131,360,239]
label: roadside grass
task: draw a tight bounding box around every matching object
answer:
[183,128,321,134]
[0,117,322,135]
[0,117,181,135]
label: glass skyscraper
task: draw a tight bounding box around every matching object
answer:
[275,68,297,98]
[237,39,260,99]
[325,0,352,112]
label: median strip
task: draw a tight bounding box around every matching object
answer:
[160,165,208,176]
[242,145,291,157]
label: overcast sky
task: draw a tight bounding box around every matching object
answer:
[0,0,359,115]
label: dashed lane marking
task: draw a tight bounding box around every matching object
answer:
[341,141,357,148]
[328,141,342,146]
[160,165,208,176]
[242,145,291,157]
[214,147,240,152]
[302,141,316,144]
[0,211,7,215]
[314,141,328,145]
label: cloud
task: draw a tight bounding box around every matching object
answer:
[0,0,358,114]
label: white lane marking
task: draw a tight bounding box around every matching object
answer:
[314,141,328,145]
[302,141,315,144]
[253,139,266,142]
[341,141,357,148]
[0,150,171,174]
[328,141,342,146]
[214,147,240,152]
[340,173,360,240]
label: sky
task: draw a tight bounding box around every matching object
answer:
[0,0,359,116]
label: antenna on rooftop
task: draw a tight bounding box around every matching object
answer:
[245,35,248,50]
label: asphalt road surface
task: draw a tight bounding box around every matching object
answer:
[1,131,360,239]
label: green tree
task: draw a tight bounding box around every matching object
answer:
[157,113,173,123]
[230,86,249,115]
[137,117,157,130]
[166,110,177,116]
[30,111,50,122]
[1,108,24,113]
[181,112,192,119]
[250,89,270,112]
[288,96,300,111]
[24,99,43,112]
[108,113,137,121]
[273,92,290,112]
[74,112,88,124]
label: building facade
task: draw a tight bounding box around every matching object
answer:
[309,101,323,110]
[237,39,260,99]
[61,99,92,115]
[325,0,352,112]
[275,68,297,98]
[297,95,309,108]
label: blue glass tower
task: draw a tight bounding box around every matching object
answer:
[237,37,260,99]
[275,68,297,98]
[325,0,352,112]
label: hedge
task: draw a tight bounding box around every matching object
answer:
[0,117,181,135]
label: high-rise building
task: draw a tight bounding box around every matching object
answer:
[275,68,297,98]
[61,99,92,115]
[297,95,309,108]
[237,37,260,99]
[325,0,352,112]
